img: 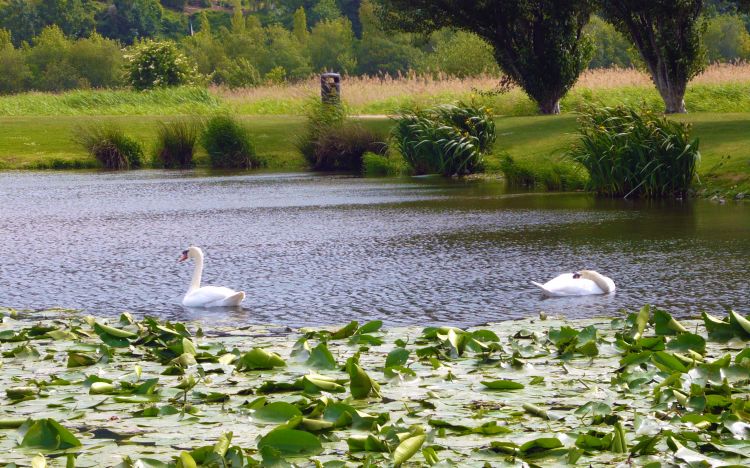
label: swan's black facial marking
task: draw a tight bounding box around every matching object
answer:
[182,250,188,256]
[573,273,582,279]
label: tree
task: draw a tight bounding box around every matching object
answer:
[0,0,41,46]
[36,0,96,39]
[125,39,198,89]
[377,0,594,114]
[0,29,31,94]
[308,17,357,73]
[98,0,163,44]
[599,1,705,113]
[292,7,309,43]
[704,14,750,61]
[585,15,633,68]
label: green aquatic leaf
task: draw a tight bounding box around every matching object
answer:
[575,401,612,419]
[305,342,337,370]
[666,333,706,354]
[254,402,303,423]
[330,321,359,340]
[653,308,688,335]
[6,386,38,400]
[19,419,81,450]
[257,429,323,456]
[347,358,380,399]
[480,380,524,390]
[346,434,388,452]
[651,351,688,373]
[702,311,734,342]
[729,309,750,339]
[66,351,99,368]
[358,320,383,334]
[236,348,286,371]
[393,434,425,466]
[385,348,410,368]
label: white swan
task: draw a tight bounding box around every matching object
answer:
[178,246,246,307]
[532,270,616,297]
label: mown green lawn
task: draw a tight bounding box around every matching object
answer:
[0,113,747,194]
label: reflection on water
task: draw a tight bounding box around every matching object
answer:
[0,170,747,327]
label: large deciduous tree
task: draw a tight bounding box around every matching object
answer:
[599,1,705,113]
[377,0,594,114]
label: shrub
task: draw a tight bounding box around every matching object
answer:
[569,105,700,198]
[310,124,386,172]
[153,119,201,168]
[201,115,262,169]
[296,99,347,165]
[363,151,406,177]
[125,40,199,90]
[392,103,495,176]
[213,58,261,88]
[499,155,585,191]
[73,124,144,170]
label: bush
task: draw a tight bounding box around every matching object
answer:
[420,29,500,77]
[73,124,144,170]
[297,99,347,165]
[310,124,386,172]
[201,115,262,169]
[125,40,199,90]
[704,14,750,63]
[499,155,585,191]
[154,119,201,168]
[392,103,495,176]
[363,151,406,177]
[569,105,700,198]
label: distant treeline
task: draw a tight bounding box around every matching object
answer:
[0,0,749,94]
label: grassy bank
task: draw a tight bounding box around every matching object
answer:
[0,113,747,194]
[2,305,750,466]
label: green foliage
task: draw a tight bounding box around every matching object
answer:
[377,0,594,114]
[569,105,700,198]
[421,29,500,78]
[73,124,144,170]
[213,58,262,88]
[125,39,199,90]
[297,99,346,164]
[0,36,29,94]
[584,15,634,68]
[704,14,750,62]
[362,151,405,177]
[68,32,125,89]
[98,0,164,45]
[201,115,261,169]
[499,154,585,191]
[310,123,386,171]
[153,119,201,168]
[600,1,706,113]
[308,17,356,73]
[392,103,495,176]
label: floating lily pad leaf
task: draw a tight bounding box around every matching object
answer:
[89,382,115,395]
[260,445,293,468]
[44,329,78,341]
[347,358,381,399]
[385,348,410,369]
[349,334,384,346]
[19,418,81,450]
[666,333,706,354]
[66,351,99,368]
[299,418,335,432]
[520,437,566,459]
[651,351,688,373]
[236,348,286,371]
[393,434,425,466]
[0,418,28,429]
[6,386,38,401]
[256,381,303,394]
[257,429,323,456]
[668,436,735,467]
[703,311,734,342]
[346,434,389,452]
[522,403,563,421]
[193,391,230,404]
[729,310,750,339]
[113,394,161,403]
[302,374,346,394]
[575,402,612,418]
[3,344,41,359]
[481,380,524,390]
[654,309,688,335]
[358,320,383,334]
[305,343,337,370]
[331,321,358,340]
[575,432,613,451]
[254,402,303,423]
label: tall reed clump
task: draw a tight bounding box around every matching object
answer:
[569,105,700,198]
[72,124,143,170]
[153,119,202,169]
[297,99,386,172]
[392,103,495,176]
[201,115,263,169]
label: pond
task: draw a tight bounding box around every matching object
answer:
[0,171,747,327]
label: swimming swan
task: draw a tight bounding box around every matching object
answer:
[178,246,246,307]
[531,270,616,297]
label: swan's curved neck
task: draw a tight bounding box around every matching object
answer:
[582,271,612,293]
[189,251,204,292]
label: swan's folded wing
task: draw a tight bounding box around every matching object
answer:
[183,286,240,307]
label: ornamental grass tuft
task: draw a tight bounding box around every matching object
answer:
[569,105,700,198]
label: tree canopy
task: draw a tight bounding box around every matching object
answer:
[377,0,594,114]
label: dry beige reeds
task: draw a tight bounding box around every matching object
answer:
[213,63,750,110]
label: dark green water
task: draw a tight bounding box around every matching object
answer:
[0,171,747,326]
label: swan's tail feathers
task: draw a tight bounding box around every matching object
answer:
[219,291,246,307]
[531,281,553,296]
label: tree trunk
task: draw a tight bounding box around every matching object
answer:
[538,98,561,115]
[659,87,687,114]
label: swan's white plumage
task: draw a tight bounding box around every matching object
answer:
[180,246,245,307]
[532,270,615,297]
